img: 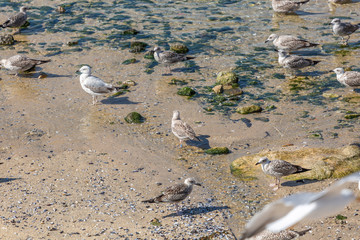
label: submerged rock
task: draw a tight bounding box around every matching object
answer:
[177,87,196,96]
[236,105,262,114]
[170,43,189,54]
[0,34,14,45]
[216,71,238,85]
[130,41,147,53]
[125,112,144,124]
[205,147,230,155]
[230,144,360,181]
[122,29,139,35]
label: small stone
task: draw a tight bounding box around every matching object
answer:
[123,80,136,86]
[67,41,78,46]
[177,87,196,96]
[130,42,147,53]
[122,29,139,35]
[236,105,262,114]
[124,112,144,124]
[170,43,189,54]
[212,85,223,94]
[122,58,137,65]
[38,73,48,79]
[0,34,14,45]
[216,71,238,85]
[56,6,66,13]
[205,147,230,155]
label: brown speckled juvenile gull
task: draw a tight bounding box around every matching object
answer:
[0,54,50,75]
[1,7,29,33]
[171,110,200,148]
[331,18,360,45]
[265,34,318,52]
[271,0,310,13]
[142,178,201,214]
[239,171,360,240]
[333,68,360,89]
[255,157,310,190]
[79,66,121,105]
[277,50,320,70]
[153,46,195,74]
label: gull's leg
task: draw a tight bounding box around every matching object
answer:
[344,35,350,45]
[269,177,277,187]
[92,95,97,105]
[273,178,280,191]
[179,139,183,148]
[175,203,181,216]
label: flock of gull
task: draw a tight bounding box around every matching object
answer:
[1,2,360,239]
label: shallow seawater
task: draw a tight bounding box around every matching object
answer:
[1,0,360,237]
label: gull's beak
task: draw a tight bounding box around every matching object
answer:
[75,70,81,74]
[265,40,269,43]
[255,162,260,165]
[328,70,334,73]
[195,182,202,186]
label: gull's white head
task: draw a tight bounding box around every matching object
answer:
[0,59,6,66]
[153,46,161,52]
[331,18,341,25]
[79,65,91,75]
[20,7,29,12]
[173,110,181,120]
[184,178,202,186]
[265,34,279,43]
[332,67,345,76]
[256,157,270,165]
[278,50,288,57]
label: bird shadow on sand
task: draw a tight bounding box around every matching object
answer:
[0,178,21,183]
[18,72,72,79]
[163,206,230,218]
[101,96,140,105]
[185,135,210,149]
[281,178,319,187]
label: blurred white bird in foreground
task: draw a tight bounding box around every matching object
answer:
[239,171,360,239]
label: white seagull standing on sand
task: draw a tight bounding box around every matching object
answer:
[277,50,320,71]
[78,66,121,105]
[239,171,360,240]
[332,68,360,89]
[171,110,200,148]
[0,54,50,75]
[265,34,318,52]
[142,178,201,214]
[0,7,29,34]
[256,157,310,190]
[271,0,310,13]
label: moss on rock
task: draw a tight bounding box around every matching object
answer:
[177,87,196,96]
[236,105,262,114]
[205,147,230,155]
[230,144,360,181]
[130,41,147,53]
[0,34,14,45]
[125,112,144,124]
[216,71,238,85]
[170,43,189,54]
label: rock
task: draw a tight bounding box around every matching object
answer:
[169,78,187,86]
[123,80,136,86]
[323,93,339,98]
[125,112,144,124]
[130,42,147,53]
[212,85,223,94]
[56,6,66,13]
[177,87,196,97]
[170,43,189,54]
[205,147,230,155]
[0,34,14,45]
[144,51,154,59]
[67,41,78,46]
[216,71,238,85]
[236,105,262,114]
[223,86,243,96]
[38,73,48,79]
[344,114,360,119]
[150,218,161,226]
[230,144,360,181]
[122,58,137,65]
[122,29,139,35]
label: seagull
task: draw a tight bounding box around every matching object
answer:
[78,66,121,105]
[265,34,318,52]
[0,54,50,75]
[142,178,201,214]
[271,0,310,13]
[331,18,360,45]
[171,110,200,148]
[239,171,360,240]
[332,68,360,89]
[256,157,310,190]
[0,7,29,34]
[277,50,320,70]
[153,46,195,74]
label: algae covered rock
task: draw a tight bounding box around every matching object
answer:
[170,43,189,54]
[230,144,360,181]
[205,147,230,155]
[125,112,144,124]
[236,105,262,114]
[122,29,139,35]
[130,41,147,53]
[177,87,196,96]
[216,71,238,85]
[122,58,137,65]
[0,34,14,45]
[212,85,223,94]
